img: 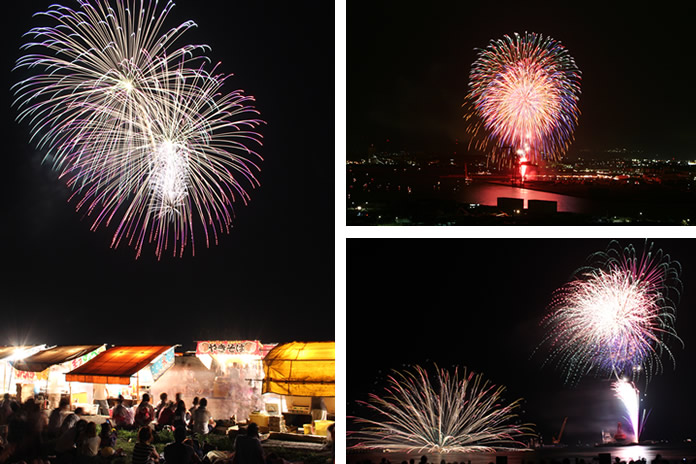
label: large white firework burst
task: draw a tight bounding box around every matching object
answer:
[13,0,263,258]
[351,365,534,454]
[538,241,682,386]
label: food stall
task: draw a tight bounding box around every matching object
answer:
[0,346,47,396]
[65,345,176,411]
[184,340,274,422]
[262,341,335,437]
[11,345,106,409]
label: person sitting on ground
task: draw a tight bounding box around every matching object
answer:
[172,401,189,430]
[232,422,265,464]
[0,394,13,426]
[47,398,71,438]
[188,397,199,419]
[59,407,84,437]
[134,394,156,428]
[78,421,101,457]
[163,425,201,464]
[99,420,117,449]
[55,418,88,456]
[154,392,168,418]
[132,426,160,464]
[157,400,176,429]
[190,398,215,435]
[111,395,134,428]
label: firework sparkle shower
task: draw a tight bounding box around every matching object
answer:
[465,32,581,168]
[13,0,263,258]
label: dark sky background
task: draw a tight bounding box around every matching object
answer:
[347,1,696,158]
[0,1,335,350]
[347,239,696,444]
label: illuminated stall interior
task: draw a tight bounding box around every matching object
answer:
[262,341,335,436]
[185,340,274,422]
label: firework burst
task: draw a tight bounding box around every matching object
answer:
[538,241,682,386]
[350,365,534,454]
[13,0,263,258]
[465,32,581,167]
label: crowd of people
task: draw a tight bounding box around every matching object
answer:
[110,392,217,437]
[0,391,286,464]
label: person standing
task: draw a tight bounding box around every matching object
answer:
[93,383,109,416]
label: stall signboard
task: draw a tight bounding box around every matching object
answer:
[196,341,262,357]
[149,346,175,382]
[14,369,49,382]
[68,345,106,371]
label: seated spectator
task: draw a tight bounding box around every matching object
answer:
[157,400,176,429]
[47,398,71,438]
[55,419,88,455]
[154,392,168,418]
[99,420,117,449]
[111,395,134,428]
[163,426,201,464]
[188,397,199,418]
[172,401,189,430]
[79,421,100,457]
[232,423,265,464]
[191,398,215,435]
[59,407,85,436]
[132,426,160,464]
[134,394,155,428]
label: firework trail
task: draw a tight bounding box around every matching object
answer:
[465,32,581,167]
[350,365,534,454]
[13,0,263,258]
[538,241,682,386]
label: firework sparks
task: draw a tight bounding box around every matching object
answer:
[538,241,682,385]
[613,378,642,443]
[13,0,263,258]
[465,32,581,167]
[350,365,534,454]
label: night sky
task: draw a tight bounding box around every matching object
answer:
[347,239,696,444]
[347,1,696,158]
[0,1,335,349]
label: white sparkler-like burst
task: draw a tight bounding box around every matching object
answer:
[351,365,534,454]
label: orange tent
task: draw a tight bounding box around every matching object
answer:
[262,341,334,397]
[65,346,173,385]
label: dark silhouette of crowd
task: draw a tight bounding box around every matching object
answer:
[0,391,335,464]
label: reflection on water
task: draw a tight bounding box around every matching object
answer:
[458,183,589,213]
[348,445,696,464]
